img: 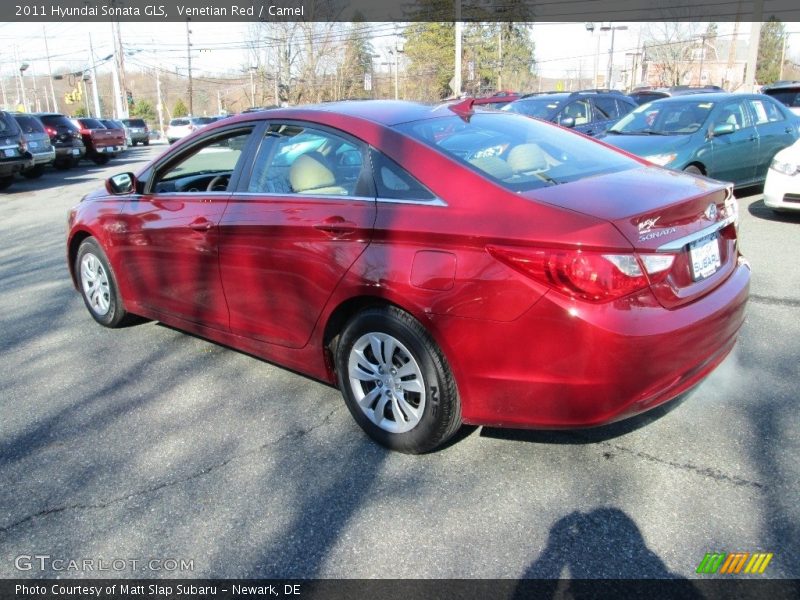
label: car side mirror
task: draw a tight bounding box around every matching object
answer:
[710,123,735,138]
[560,116,576,128]
[106,172,136,195]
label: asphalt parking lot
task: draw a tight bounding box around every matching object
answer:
[1,146,798,581]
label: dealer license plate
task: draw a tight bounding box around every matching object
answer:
[4,148,15,157]
[689,233,721,280]
[71,148,80,155]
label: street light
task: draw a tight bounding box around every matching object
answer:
[19,62,30,112]
[388,44,404,100]
[601,24,628,88]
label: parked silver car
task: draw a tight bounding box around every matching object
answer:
[12,113,55,179]
[166,116,216,144]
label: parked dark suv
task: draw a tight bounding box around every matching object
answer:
[503,89,637,136]
[628,85,725,106]
[0,111,33,190]
[761,81,800,117]
[35,113,86,169]
[120,118,149,145]
[12,113,55,178]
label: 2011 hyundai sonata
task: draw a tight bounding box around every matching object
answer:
[67,100,750,453]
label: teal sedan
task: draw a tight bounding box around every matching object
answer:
[599,93,800,187]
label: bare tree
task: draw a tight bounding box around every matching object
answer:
[643,23,701,86]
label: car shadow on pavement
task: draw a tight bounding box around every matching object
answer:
[480,391,693,445]
[746,198,800,223]
[512,507,702,597]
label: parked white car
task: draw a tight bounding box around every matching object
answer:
[764,139,800,213]
[165,116,216,144]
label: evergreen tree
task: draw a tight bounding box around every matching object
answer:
[757,19,786,84]
[172,99,189,118]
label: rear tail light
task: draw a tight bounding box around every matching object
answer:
[487,245,676,303]
[80,128,90,135]
[45,127,56,136]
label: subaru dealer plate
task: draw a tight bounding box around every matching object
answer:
[29,141,38,148]
[3,148,15,157]
[690,233,721,280]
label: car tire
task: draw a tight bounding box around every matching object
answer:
[23,165,45,179]
[683,165,703,175]
[75,238,128,328]
[143,140,150,146]
[131,141,137,147]
[91,155,111,165]
[0,176,14,191]
[335,306,461,453]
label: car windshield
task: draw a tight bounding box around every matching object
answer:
[395,113,638,192]
[124,119,146,127]
[608,100,715,135]
[502,97,563,119]
[170,119,190,126]
[192,117,216,125]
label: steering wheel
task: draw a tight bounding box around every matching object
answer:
[206,174,229,192]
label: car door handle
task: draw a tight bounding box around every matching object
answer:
[189,218,213,231]
[749,134,757,141]
[314,217,357,238]
[786,127,794,134]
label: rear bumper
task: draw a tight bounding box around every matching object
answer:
[130,132,149,142]
[0,156,33,177]
[55,146,85,161]
[434,261,750,429]
[28,149,56,166]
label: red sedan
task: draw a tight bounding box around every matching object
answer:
[67,100,749,453]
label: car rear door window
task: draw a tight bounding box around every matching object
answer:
[246,124,368,196]
[747,98,783,124]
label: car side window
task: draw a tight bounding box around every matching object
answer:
[747,98,783,124]
[151,127,254,193]
[593,96,619,120]
[246,124,367,196]
[713,100,751,131]
[370,149,436,201]
[558,100,591,125]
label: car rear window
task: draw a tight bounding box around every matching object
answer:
[0,112,21,135]
[170,119,190,126]
[38,115,79,131]
[123,118,146,127]
[395,113,638,192]
[764,89,800,109]
[192,117,216,125]
[13,115,45,134]
[79,118,106,129]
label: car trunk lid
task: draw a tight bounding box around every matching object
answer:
[525,166,739,309]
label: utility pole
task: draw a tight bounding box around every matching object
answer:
[454,0,462,98]
[186,20,193,115]
[110,25,124,119]
[89,33,102,117]
[15,47,29,112]
[497,27,503,91]
[156,66,165,138]
[115,20,129,117]
[43,26,58,112]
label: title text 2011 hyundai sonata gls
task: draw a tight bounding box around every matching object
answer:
[67,100,749,453]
